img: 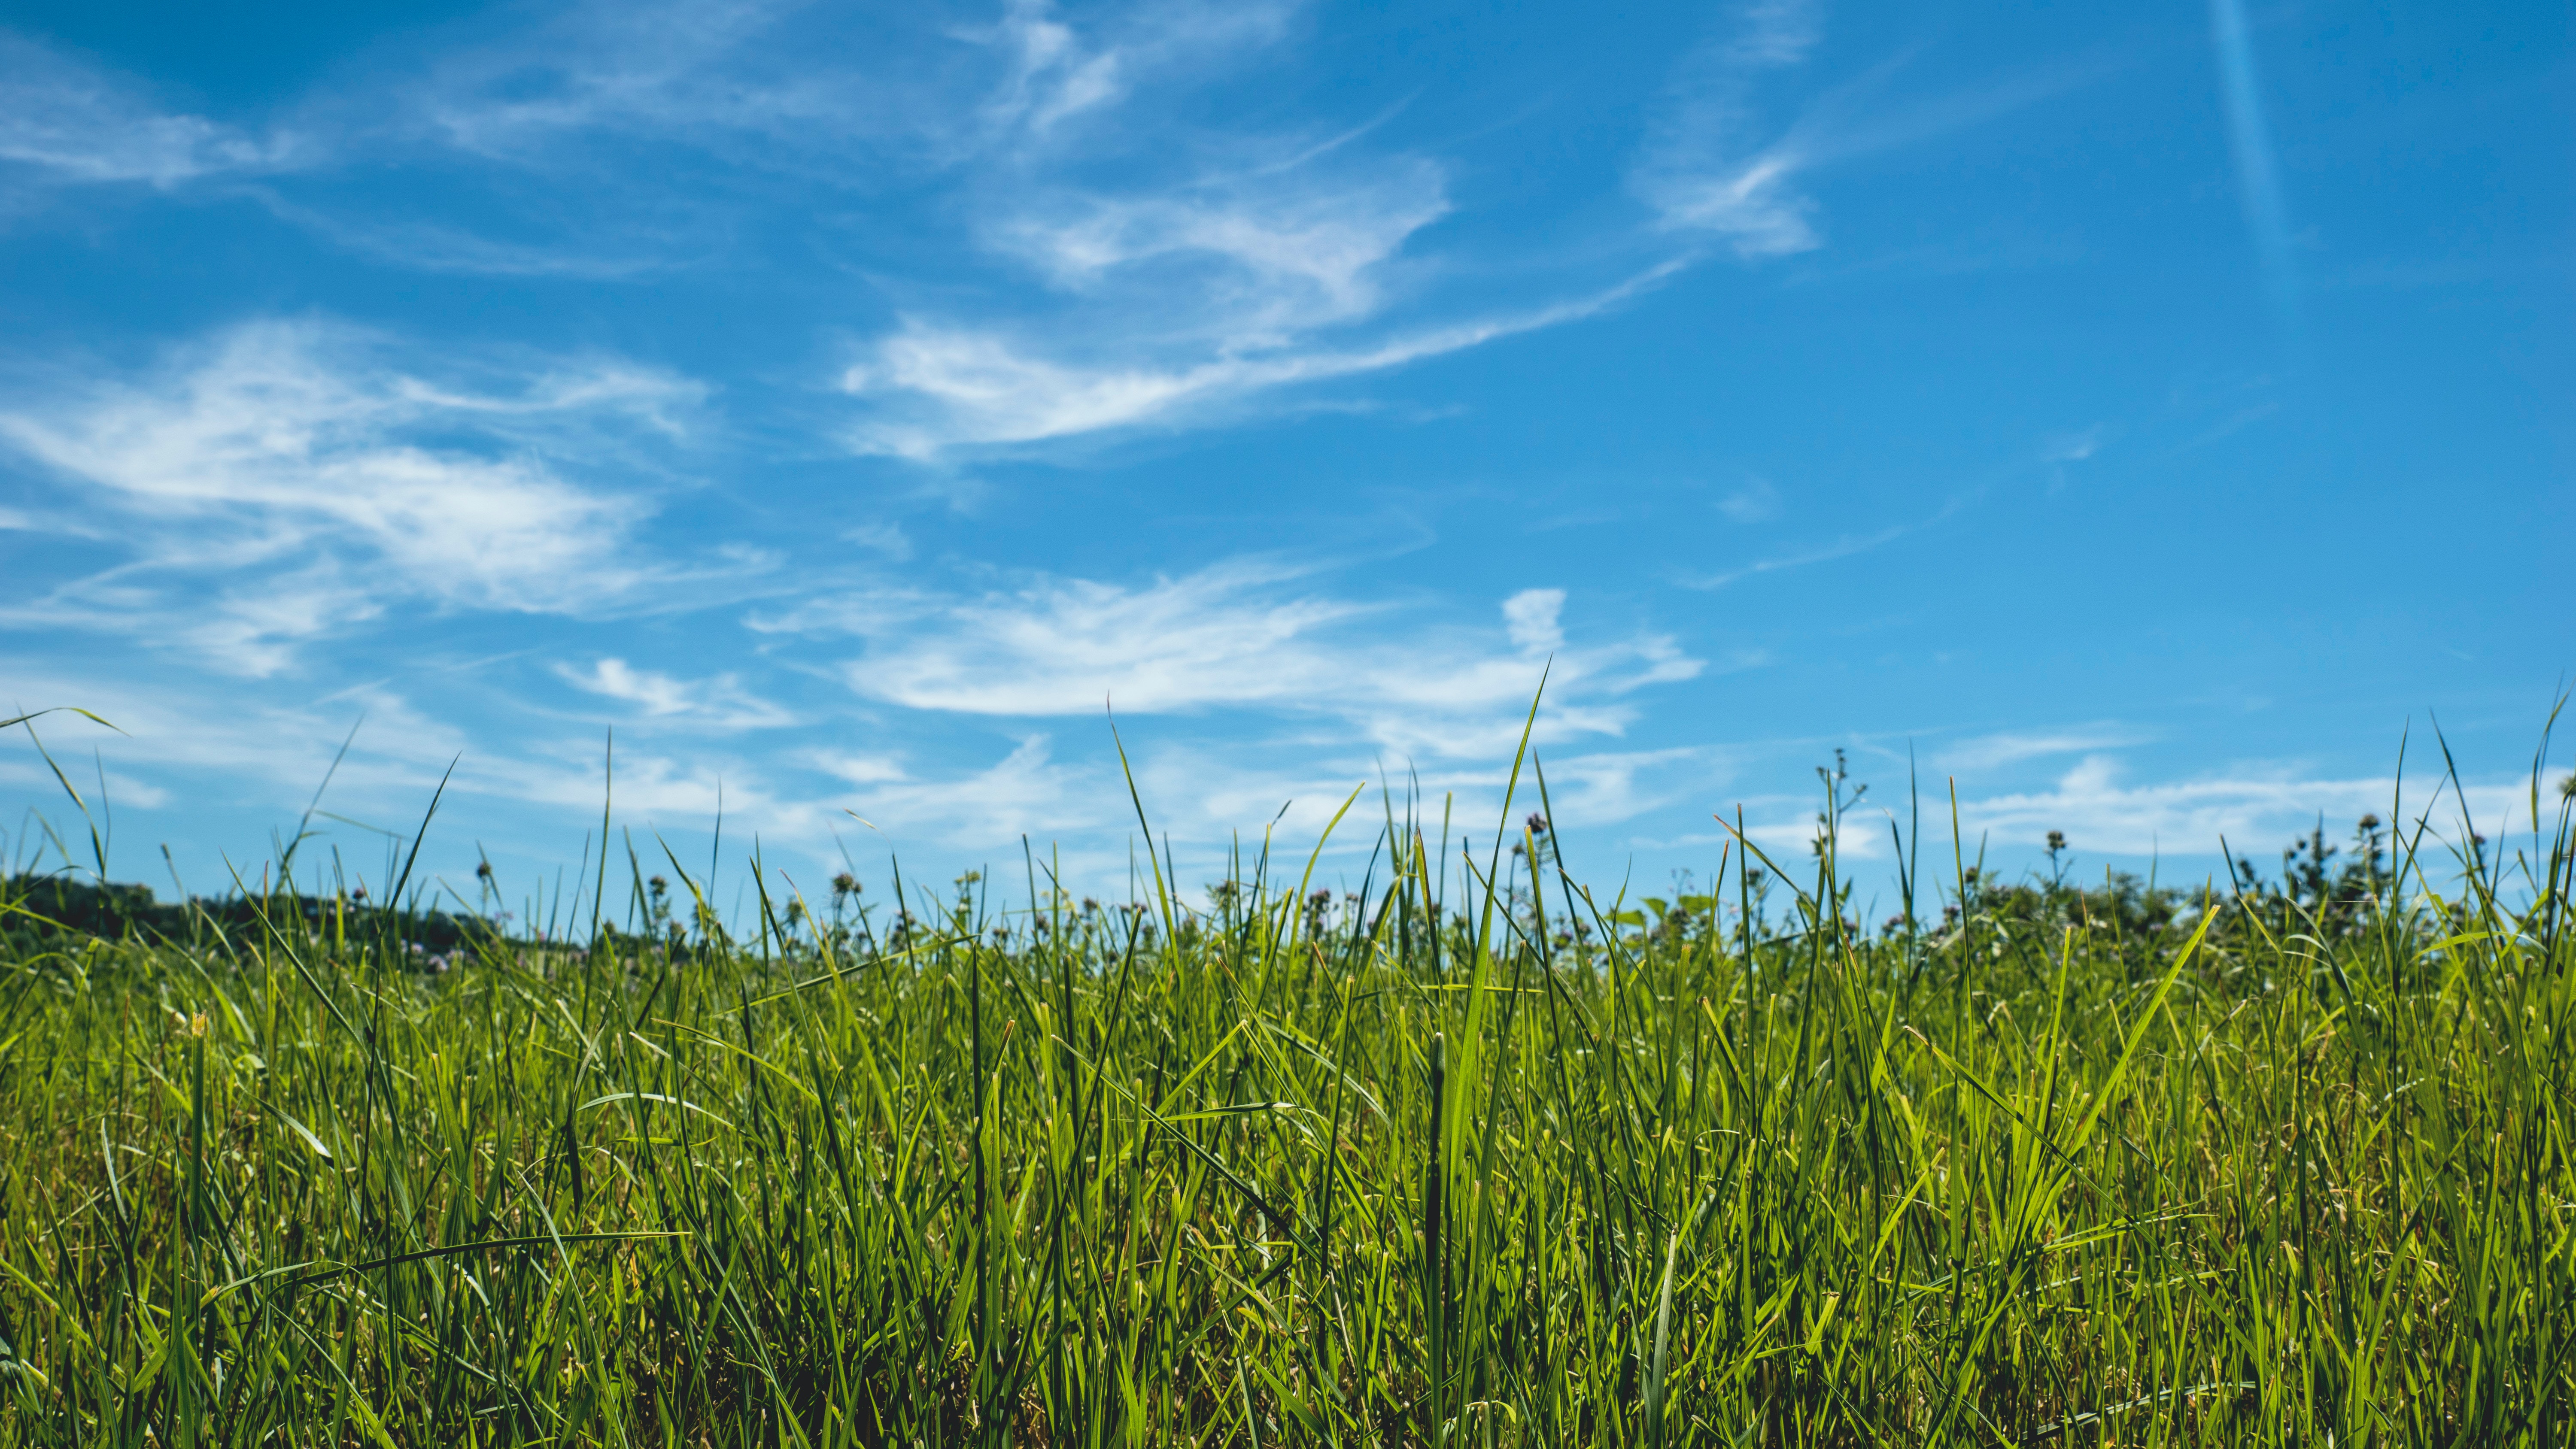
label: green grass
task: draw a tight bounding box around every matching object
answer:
[1,737,2572,1446]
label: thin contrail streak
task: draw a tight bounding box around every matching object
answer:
[2209,0,2298,328]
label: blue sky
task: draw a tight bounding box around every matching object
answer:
[2,0,2569,919]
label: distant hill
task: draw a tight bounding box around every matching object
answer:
[1,873,498,958]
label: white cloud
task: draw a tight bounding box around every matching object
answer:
[0,0,1750,462]
[841,270,1669,458]
[806,749,907,785]
[800,0,1704,460]
[1727,0,1824,67]
[405,0,836,162]
[0,751,170,812]
[1951,754,2539,864]
[1695,752,2551,887]
[2041,426,2102,464]
[838,152,1467,456]
[990,164,1448,323]
[0,34,303,186]
[1528,746,1729,828]
[958,0,1301,155]
[977,0,1134,136]
[1679,493,1968,591]
[1635,1,2099,265]
[822,731,1736,868]
[844,522,915,561]
[1735,816,1886,863]
[251,194,688,278]
[0,661,859,885]
[1717,477,1781,522]
[1632,0,1826,258]
[0,666,471,823]
[1646,151,1820,258]
[754,559,1702,758]
[831,734,1101,848]
[556,658,794,730]
[404,0,1291,166]
[168,564,388,677]
[1502,588,1566,653]
[1936,724,2154,773]
[0,319,705,673]
[1678,521,1908,591]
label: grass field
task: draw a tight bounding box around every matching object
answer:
[1,724,2572,1446]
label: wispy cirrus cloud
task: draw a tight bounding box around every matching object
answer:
[846,0,2114,462]
[836,41,1502,459]
[2207,0,2297,322]
[1636,0,2109,266]
[1632,0,1829,257]
[358,0,1575,457]
[0,33,305,187]
[1680,525,1927,592]
[13,0,2075,467]
[1716,477,1782,522]
[401,0,872,164]
[1676,511,1946,590]
[247,193,691,279]
[0,319,707,673]
[985,163,1450,331]
[12,0,2115,471]
[838,270,1677,459]
[755,558,1706,759]
[968,0,1296,147]
[403,0,1292,167]
[555,658,795,731]
[1935,724,2155,773]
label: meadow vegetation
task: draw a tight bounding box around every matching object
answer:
[1,712,2573,1446]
